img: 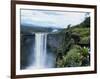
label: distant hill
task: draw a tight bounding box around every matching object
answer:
[21,24,63,34]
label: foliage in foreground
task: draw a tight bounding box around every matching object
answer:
[56,45,90,67]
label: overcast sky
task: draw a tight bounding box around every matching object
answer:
[21,9,88,28]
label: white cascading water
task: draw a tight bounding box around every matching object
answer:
[27,33,55,69]
[34,33,47,68]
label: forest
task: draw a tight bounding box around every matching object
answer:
[53,17,90,67]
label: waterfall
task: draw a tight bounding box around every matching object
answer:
[26,33,55,69]
[34,33,47,68]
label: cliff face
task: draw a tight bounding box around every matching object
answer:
[47,34,63,49]
[20,34,35,69]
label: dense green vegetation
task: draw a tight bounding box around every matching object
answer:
[56,17,90,67]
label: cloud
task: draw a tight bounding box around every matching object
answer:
[21,9,88,28]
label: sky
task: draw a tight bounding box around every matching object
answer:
[21,9,88,28]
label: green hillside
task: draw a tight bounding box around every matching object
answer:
[56,17,90,67]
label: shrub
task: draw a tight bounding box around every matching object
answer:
[56,46,90,67]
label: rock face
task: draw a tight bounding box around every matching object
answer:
[47,33,63,51]
[21,34,35,69]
